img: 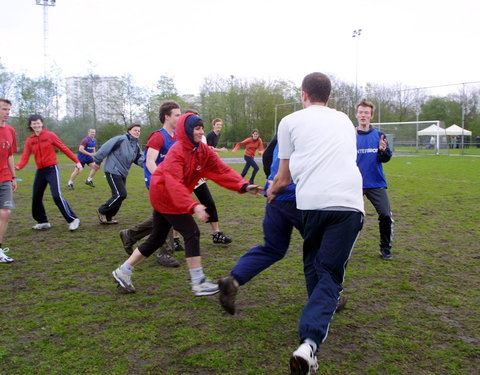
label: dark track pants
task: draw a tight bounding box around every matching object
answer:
[241,156,259,184]
[231,200,303,285]
[138,211,200,258]
[299,210,363,347]
[98,173,127,221]
[32,165,77,224]
[364,188,394,250]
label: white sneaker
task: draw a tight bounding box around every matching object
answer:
[0,248,13,263]
[290,343,319,374]
[192,278,219,296]
[69,218,80,231]
[112,268,135,293]
[32,222,51,230]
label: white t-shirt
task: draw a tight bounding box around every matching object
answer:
[277,105,364,213]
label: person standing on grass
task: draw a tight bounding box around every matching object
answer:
[232,129,264,184]
[67,128,98,189]
[206,118,228,153]
[0,99,17,263]
[16,114,82,232]
[355,98,394,260]
[112,113,263,296]
[119,101,181,267]
[92,124,144,225]
[267,72,364,374]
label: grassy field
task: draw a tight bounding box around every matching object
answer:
[0,154,479,375]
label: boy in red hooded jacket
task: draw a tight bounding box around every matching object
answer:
[112,113,263,296]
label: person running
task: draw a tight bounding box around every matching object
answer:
[67,128,98,189]
[119,101,181,267]
[0,99,17,263]
[232,129,264,184]
[267,72,364,374]
[355,98,394,260]
[93,124,144,225]
[112,113,263,296]
[16,114,82,231]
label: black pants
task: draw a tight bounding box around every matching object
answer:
[241,156,259,184]
[32,165,77,224]
[98,173,127,221]
[193,182,218,223]
[138,211,200,258]
[364,188,394,250]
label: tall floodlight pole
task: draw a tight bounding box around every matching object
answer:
[352,29,362,104]
[36,0,56,78]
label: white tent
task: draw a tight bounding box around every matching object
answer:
[417,124,447,136]
[445,124,472,136]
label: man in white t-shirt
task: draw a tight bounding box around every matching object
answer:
[268,72,364,375]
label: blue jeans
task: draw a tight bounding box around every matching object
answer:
[241,156,259,184]
[231,200,303,285]
[299,210,363,347]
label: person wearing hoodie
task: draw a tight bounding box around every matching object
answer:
[16,114,82,231]
[92,124,144,224]
[112,113,263,296]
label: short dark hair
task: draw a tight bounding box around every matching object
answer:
[159,101,180,124]
[127,123,141,131]
[28,114,44,131]
[185,109,200,116]
[356,98,375,115]
[301,72,331,104]
[0,98,12,106]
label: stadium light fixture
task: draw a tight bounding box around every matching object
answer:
[352,28,362,103]
[35,0,56,77]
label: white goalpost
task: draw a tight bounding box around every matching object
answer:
[371,120,448,155]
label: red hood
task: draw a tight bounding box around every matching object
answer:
[176,113,195,148]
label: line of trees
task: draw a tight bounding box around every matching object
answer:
[1,59,478,150]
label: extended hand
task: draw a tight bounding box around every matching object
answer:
[246,184,264,196]
[193,204,209,222]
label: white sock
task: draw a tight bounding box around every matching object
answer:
[189,267,205,285]
[120,262,133,275]
[68,180,73,185]
[87,177,92,182]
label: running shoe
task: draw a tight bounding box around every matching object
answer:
[112,268,135,293]
[0,248,13,263]
[212,231,232,244]
[192,278,219,296]
[69,218,80,231]
[290,343,319,375]
[218,275,239,314]
[32,222,51,230]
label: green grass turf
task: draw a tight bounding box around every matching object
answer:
[0,154,478,374]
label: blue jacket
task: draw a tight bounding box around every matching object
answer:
[356,126,392,189]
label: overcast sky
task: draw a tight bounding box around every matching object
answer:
[2,0,479,95]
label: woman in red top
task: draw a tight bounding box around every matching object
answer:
[232,129,264,184]
[112,113,263,296]
[16,114,82,231]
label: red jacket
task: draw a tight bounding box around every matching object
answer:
[232,137,264,157]
[17,129,79,170]
[149,113,249,215]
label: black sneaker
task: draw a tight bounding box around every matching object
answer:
[218,276,239,314]
[119,229,135,255]
[85,180,95,187]
[379,248,393,260]
[66,183,74,190]
[156,253,180,267]
[173,238,184,252]
[212,231,232,244]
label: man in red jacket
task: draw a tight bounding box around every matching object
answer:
[112,113,263,296]
[16,114,82,231]
[0,99,17,263]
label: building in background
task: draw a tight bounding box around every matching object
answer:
[66,76,123,124]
